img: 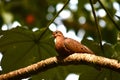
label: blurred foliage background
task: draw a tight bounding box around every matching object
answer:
[0,0,120,80]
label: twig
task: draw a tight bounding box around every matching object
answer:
[46,0,70,28]
[89,0,104,54]
[0,53,120,80]
[38,0,70,40]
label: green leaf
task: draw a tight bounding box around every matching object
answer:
[103,43,115,58]
[81,38,103,56]
[0,27,57,73]
[31,66,68,80]
[91,69,120,80]
[79,66,120,80]
[113,42,120,60]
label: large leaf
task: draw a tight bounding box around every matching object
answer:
[0,27,57,73]
[31,66,68,80]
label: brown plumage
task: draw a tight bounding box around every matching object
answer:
[53,31,94,56]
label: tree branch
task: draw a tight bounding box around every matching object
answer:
[0,53,120,80]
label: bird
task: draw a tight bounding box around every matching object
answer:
[53,30,94,56]
[53,31,102,70]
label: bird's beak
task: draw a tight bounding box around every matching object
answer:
[52,34,56,38]
[52,32,56,38]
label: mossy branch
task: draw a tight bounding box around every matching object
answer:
[0,53,120,80]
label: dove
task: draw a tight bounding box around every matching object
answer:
[53,31,102,70]
[53,31,94,56]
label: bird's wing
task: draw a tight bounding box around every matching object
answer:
[64,38,94,54]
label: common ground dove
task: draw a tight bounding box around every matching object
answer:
[53,31,94,56]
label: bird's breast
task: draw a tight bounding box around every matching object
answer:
[55,37,69,55]
[55,38,64,50]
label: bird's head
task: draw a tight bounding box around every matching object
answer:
[52,31,64,38]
